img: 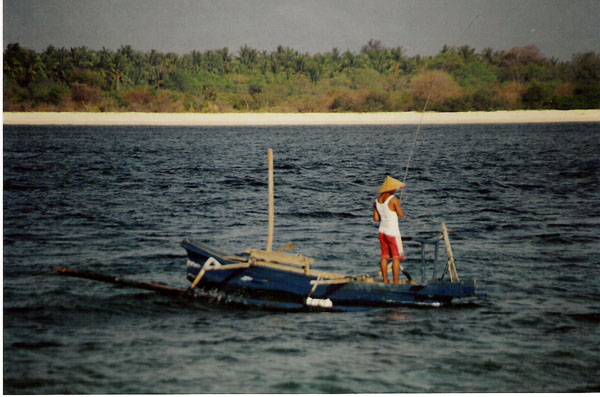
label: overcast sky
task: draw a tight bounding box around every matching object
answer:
[3,0,599,61]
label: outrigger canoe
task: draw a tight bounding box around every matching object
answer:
[54,149,481,312]
[181,225,478,312]
[181,149,479,311]
[53,226,479,312]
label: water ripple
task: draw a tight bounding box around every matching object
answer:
[3,123,599,393]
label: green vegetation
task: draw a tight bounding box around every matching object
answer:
[4,41,599,112]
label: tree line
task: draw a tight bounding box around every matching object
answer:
[4,40,600,112]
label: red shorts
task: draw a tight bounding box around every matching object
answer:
[379,233,405,261]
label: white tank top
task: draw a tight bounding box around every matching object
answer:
[376,195,401,237]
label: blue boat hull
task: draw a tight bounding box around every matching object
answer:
[181,239,476,311]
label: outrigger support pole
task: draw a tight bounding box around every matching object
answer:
[187,257,251,294]
[53,267,188,296]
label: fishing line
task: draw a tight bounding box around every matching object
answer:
[399,13,480,202]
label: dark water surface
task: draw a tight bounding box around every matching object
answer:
[3,123,600,393]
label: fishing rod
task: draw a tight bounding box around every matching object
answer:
[399,14,480,202]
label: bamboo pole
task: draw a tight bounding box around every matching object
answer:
[267,148,275,252]
[309,278,352,285]
[441,222,460,282]
[53,267,187,296]
[189,259,251,292]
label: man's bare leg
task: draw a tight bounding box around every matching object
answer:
[381,258,390,283]
[392,258,400,284]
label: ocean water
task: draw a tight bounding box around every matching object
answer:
[3,123,599,393]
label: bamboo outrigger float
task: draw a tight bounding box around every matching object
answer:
[55,148,480,311]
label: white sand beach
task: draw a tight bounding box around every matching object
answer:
[3,110,600,126]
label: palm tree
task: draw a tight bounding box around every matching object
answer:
[361,40,390,73]
[4,43,46,86]
[71,46,95,69]
[459,45,476,62]
[109,52,131,91]
[41,45,56,78]
[238,45,258,72]
[147,49,164,88]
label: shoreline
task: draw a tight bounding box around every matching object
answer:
[3,110,600,126]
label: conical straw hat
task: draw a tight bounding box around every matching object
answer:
[378,176,406,194]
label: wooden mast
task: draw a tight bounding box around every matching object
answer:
[267,148,274,252]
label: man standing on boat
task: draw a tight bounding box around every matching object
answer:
[374,176,412,284]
